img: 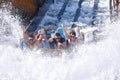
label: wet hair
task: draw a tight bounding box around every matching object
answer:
[55,33,61,37]
[70,30,76,36]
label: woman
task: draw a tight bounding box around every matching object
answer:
[62,24,81,47]
[35,29,50,49]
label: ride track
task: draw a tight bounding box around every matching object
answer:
[27,0,85,32]
[91,0,99,25]
[71,0,84,28]
[109,0,113,20]
[25,0,106,44]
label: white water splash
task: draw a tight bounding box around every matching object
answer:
[0,1,120,80]
[0,4,22,45]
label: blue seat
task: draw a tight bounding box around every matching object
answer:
[57,27,67,40]
[20,40,29,49]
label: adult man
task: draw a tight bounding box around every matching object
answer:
[47,33,66,49]
[20,25,39,49]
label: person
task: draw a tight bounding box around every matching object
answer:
[113,0,120,16]
[20,25,39,49]
[47,32,67,49]
[62,24,81,47]
[35,28,50,49]
[35,29,46,42]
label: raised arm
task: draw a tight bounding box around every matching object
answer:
[46,38,54,43]
[77,27,81,40]
[21,25,28,42]
[113,0,117,8]
[61,24,69,39]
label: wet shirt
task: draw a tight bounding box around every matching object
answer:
[50,37,65,49]
[53,37,65,44]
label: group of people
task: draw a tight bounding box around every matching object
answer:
[20,24,81,51]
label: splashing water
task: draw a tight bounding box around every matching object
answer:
[0,1,120,80]
[0,4,21,45]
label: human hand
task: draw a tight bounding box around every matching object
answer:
[57,42,62,49]
[36,34,43,42]
[21,25,26,32]
[58,42,62,46]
